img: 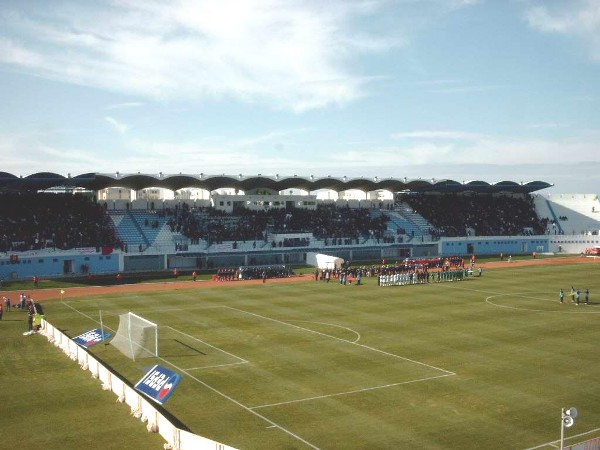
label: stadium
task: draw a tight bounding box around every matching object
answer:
[2,172,599,283]
[1,172,599,450]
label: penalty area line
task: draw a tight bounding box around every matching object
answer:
[158,357,323,450]
[222,305,455,376]
[249,373,455,410]
[60,301,322,449]
[164,325,248,364]
[184,361,248,371]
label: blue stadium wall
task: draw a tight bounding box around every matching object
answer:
[0,236,552,281]
[438,236,549,256]
[0,252,120,280]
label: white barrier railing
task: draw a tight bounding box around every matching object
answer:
[41,319,237,450]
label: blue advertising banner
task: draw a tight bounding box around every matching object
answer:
[135,365,182,405]
[73,328,112,347]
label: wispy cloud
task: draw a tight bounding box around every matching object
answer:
[524,0,600,61]
[527,123,571,129]
[415,78,503,94]
[0,0,401,112]
[0,132,110,175]
[392,130,489,140]
[1,128,599,192]
[427,84,504,94]
[104,116,129,134]
[416,79,464,86]
[104,102,145,111]
[448,0,482,9]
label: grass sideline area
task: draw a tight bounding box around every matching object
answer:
[2,261,599,449]
[0,271,215,291]
[0,310,165,449]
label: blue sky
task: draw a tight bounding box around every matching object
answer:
[0,0,599,193]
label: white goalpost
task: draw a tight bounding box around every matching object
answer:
[110,312,158,361]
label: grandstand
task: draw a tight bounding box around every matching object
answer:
[1,172,600,281]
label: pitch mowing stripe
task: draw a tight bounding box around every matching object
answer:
[62,301,251,368]
[61,300,101,322]
[222,305,455,375]
[59,300,324,450]
[485,293,600,314]
[249,373,455,410]
[164,325,248,364]
[158,357,324,450]
[286,320,362,343]
[439,284,600,313]
[183,361,248,370]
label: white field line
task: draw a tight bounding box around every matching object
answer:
[286,320,362,343]
[61,301,105,324]
[157,357,323,450]
[437,284,506,296]
[87,304,222,319]
[250,373,454,410]
[61,300,323,450]
[164,325,248,364]
[485,293,600,314]
[183,361,247,371]
[524,427,600,450]
[61,302,249,366]
[440,284,600,313]
[136,305,223,314]
[222,305,455,375]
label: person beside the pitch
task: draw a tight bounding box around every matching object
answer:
[27,299,35,332]
[584,289,590,305]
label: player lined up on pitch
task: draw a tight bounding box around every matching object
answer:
[559,287,589,305]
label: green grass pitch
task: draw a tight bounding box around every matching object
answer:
[2,263,599,449]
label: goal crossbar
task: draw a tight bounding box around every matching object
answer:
[110,312,158,361]
[129,312,158,328]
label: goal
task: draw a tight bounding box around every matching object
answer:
[110,312,158,361]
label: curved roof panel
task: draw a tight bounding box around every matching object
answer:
[0,172,552,194]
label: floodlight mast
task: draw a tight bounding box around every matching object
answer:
[560,407,577,450]
[560,408,565,450]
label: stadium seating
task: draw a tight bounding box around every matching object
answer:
[108,211,175,251]
[400,193,547,237]
[4,192,591,257]
[0,193,120,252]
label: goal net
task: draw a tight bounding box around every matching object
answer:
[110,312,158,361]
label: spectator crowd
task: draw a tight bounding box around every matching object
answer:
[0,193,121,253]
[165,203,389,246]
[399,193,547,237]
[0,192,552,254]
